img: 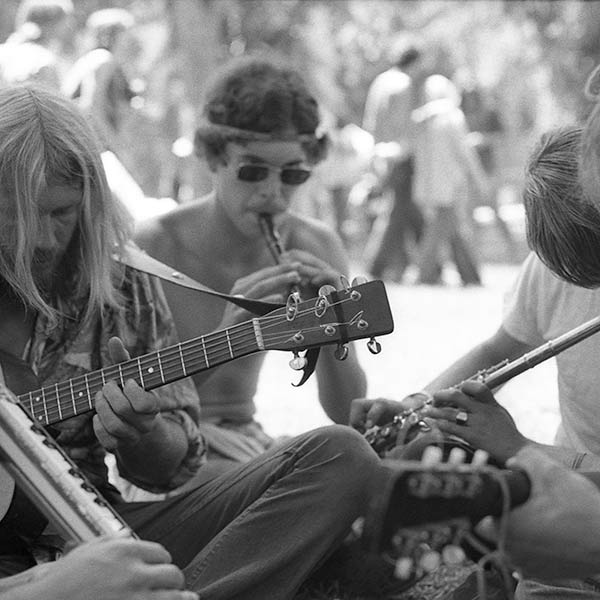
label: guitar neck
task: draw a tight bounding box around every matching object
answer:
[18,321,260,426]
[14,280,395,428]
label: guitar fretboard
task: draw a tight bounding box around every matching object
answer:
[18,321,261,426]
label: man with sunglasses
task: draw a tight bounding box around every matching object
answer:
[134,55,367,480]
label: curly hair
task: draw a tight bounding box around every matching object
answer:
[524,125,600,288]
[194,55,328,167]
[0,84,131,327]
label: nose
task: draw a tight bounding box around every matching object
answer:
[37,214,57,251]
[257,171,290,212]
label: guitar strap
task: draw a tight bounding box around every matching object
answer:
[115,242,320,385]
[115,242,283,317]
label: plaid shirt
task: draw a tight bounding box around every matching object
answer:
[23,266,205,500]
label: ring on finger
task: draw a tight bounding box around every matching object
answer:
[455,410,469,426]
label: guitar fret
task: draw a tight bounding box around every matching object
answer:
[202,337,209,368]
[117,364,125,387]
[178,344,187,377]
[41,387,48,424]
[85,374,92,410]
[156,351,165,383]
[137,358,145,388]
[55,383,62,421]
[226,330,234,358]
[68,379,76,416]
[23,392,33,416]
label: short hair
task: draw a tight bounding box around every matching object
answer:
[0,84,131,327]
[86,8,134,51]
[15,0,73,29]
[523,125,600,288]
[194,55,328,167]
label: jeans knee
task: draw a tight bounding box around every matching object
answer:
[310,425,379,474]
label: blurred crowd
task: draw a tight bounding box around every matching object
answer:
[0,0,525,288]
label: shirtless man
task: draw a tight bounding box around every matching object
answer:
[135,55,367,469]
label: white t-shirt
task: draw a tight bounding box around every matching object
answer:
[503,252,600,454]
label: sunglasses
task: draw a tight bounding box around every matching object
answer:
[236,163,312,186]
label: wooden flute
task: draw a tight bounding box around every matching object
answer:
[258,212,302,297]
[365,313,600,455]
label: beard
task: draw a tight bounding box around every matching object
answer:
[30,250,62,295]
[0,248,74,306]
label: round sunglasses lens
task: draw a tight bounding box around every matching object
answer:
[237,165,269,182]
[281,169,311,185]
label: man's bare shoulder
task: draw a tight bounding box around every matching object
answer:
[135,196,212,263]
[286,211,345,259]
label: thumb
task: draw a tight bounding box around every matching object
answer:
[107,336,130,364]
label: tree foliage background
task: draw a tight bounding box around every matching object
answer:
[1,0,599,197]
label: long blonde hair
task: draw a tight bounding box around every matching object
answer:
[0,84,131,327]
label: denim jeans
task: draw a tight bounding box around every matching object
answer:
[417,205,481,285]
[516,578,600,599]
[117,425,380,600]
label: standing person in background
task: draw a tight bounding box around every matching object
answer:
[134,55,367,478]
[412,74,489,285]
[62,8,137,153]
[0,0,73,90]
[362,40,427,282]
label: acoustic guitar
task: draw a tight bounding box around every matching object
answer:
[0,280,394,521]
[361,449,600,583]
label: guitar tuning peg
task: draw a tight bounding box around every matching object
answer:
[419,549,441,573]
[471,449,489,467]
[422,445,443,466]
[448,447,467,465]
[317,284,336,297]
[394,557,414,580]
[334,344,349,361]
[339,274,351,291]
[441,544,466,566]
[367,337,381,354]
[351,275,368,287]
[289,352,308,371]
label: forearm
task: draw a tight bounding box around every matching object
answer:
[424,344,503,393]
[0,563,55,600]
[317,346,367,424]
[525,442,600,471]
[424,332,531,393]
[115,412,190,487]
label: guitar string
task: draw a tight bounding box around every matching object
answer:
[22,296,360,423]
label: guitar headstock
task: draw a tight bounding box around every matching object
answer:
[260,280,394,353]
[361,448,530,581]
